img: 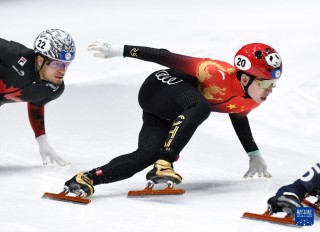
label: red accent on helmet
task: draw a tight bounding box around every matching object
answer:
[234,43,282,79]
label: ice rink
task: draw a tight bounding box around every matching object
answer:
[1,0,320,231]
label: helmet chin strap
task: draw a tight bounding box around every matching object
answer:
[35,54,48,72]
[243,75,255,99]
[34,54,50,82]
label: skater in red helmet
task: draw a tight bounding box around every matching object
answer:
[64,41,282,197]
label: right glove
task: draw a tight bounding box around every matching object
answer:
[36,134,69,166]
[243,150,272,178]
[87,40,124,59]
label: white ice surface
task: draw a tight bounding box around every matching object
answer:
[1,0,320,231]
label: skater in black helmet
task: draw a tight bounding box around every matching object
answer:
[0,29,76,166]
[268,162,320,217]
[64,41,282,197]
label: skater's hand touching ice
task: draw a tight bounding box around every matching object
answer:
[243,150,272,178]
[36,135,69,166]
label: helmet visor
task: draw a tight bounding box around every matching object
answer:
[255,78,278,89]
[46,59,72,70]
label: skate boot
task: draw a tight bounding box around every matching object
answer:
[64,172,95,197]
[267,193,303,218]
[146,159,182,185]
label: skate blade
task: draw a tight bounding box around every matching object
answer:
[42,192,91,204]
[128,188,185,197]
[242,212,298,226]
[302,199,320,216]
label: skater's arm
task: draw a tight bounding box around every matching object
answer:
[229,113,258,153]
[28,102,68,166]
[123,45,207,77]
[87,41,207,78]
[27,81,64,137]
[229,113,272,178]
[28,102,46,137]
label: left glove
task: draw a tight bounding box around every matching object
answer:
[87,40,124,59]
[36,134,69,166]
[243,150,272,178]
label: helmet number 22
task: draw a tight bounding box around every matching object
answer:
[37,40,46,49]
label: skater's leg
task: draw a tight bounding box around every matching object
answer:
[89,112,172,184]
[64,112,171,196]
[139,69,211,163]
[138,70,210,184]
[145,97,211,185]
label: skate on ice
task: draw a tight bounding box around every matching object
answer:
[128,160,185,197]
[242,194,302,226]
[42,172,94,204]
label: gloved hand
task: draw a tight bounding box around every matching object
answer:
[36,134,69,166]
[87,40,124,58]
[243,150,272,178]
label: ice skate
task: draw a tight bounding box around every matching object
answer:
[267,194,303,218]
[128,160,185,197]
[64,172,95,197]
[146,159,183,185]
[242,210,297,226]
[42,172,94,204]
[242,193,302,226]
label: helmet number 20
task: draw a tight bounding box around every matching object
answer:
[236,57,246,68]
[234,55,251,70]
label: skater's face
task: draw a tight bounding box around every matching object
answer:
[241,74,275,103]
[36,55,71,85]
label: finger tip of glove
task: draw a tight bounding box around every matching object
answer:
[93,54,105,59]
[243,175,254,179]
[59,163,70,167]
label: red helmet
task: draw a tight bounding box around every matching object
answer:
[234,43,282,79]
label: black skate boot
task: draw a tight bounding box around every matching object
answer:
[267,193,303,218]
[146,159,182,185]
[64,172,95,197]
